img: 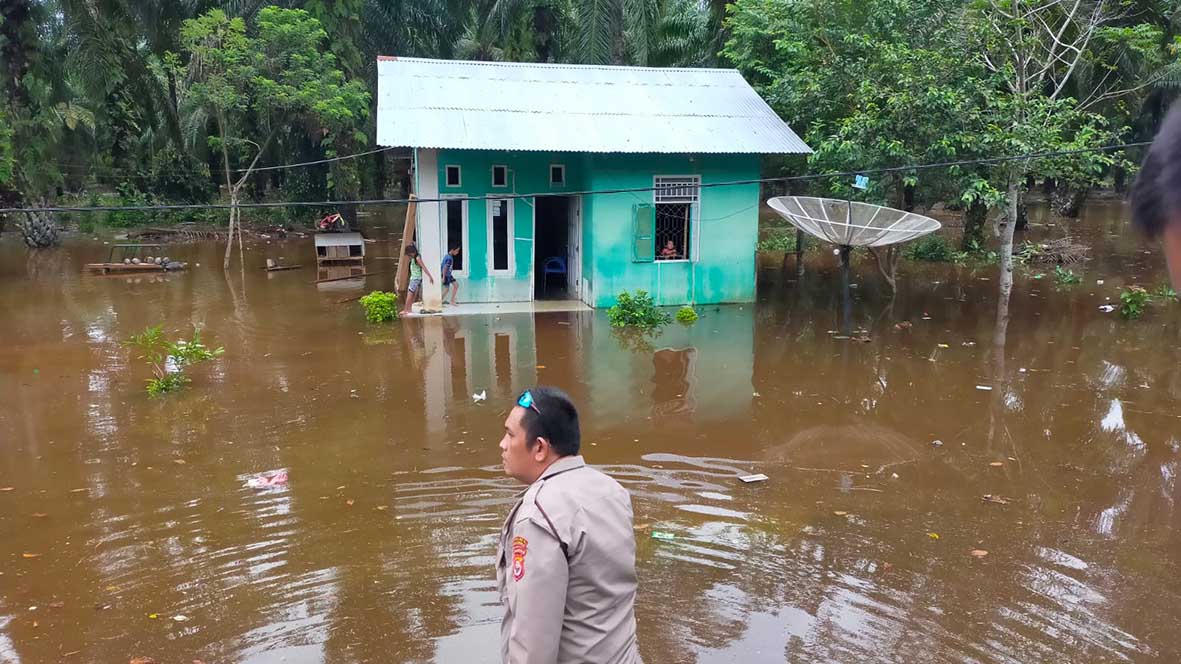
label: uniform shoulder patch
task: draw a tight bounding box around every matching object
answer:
[511,536,528,581]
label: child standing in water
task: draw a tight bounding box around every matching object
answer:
[401,243,435,316]
[441,245,461,306]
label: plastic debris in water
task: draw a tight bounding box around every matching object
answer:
[1098,304,1116,313]
[472,390,487,403]
[975,385,993,391]
[739,474,769,483]
[651,531,676,541]
[245,469,288,489]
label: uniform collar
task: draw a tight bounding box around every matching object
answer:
[537,455,585,482]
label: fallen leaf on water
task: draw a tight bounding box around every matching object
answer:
[376,505,389,511]
[105,585,118,592]
[927,532,940,540]
[937,343,950,348]
[32,620,38,628]
[48,601,64,608]
[833,511,848,516]
[172,459,186,465]
[536,365,546,369]
[0,487,14,492]
[62,651,80,657]
[989,462,1004,467]
[32,513,48,518]
[172,614,188,622]
[970,549,989,558]
[981,494,1011,505]
[633,523,650,531]
[22,552,42,559]
[346,499,355,507]
[69,488,88,493]
[148,613,158,619]
[336,485,346,490]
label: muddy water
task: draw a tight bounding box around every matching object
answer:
[2,202,1180,663]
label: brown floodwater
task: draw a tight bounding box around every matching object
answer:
[2,202,1180,663]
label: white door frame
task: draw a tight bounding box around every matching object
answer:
[440,194,470,278]
[569,196,582,301]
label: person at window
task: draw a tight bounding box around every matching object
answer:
[1131,101,1181,291]
[442,245,461,306]
[496,387,641,664]
[659,240,679,260]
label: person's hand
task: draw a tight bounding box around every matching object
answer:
[429,276,435,284]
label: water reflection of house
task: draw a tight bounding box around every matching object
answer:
[415,307,754,427]
[375,57,810,310]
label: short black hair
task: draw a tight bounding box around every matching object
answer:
[520,386,580,457]
[449,244,461,251]
[405,243,419,256]
[1132,102,1181,238]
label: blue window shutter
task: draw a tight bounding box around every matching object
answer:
[633,204,655,262]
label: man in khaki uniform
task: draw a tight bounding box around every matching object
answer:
[496,386,641,664]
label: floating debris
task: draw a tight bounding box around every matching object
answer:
[739,473,769,483]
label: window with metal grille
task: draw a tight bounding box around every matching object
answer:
[653,176,699,260]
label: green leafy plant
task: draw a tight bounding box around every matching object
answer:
[1153,284,1178,301]
[757,230,797,253]
[676,305,698,324]
[125,326,224,396]
[1054,265,1081,286]
[904,235,966,263]
[607,290,671,330]
[1120,286,1149,320]
[359,290,399,323]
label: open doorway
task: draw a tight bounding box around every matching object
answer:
[534,196,577,300]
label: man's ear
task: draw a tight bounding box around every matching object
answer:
[532,437,551,461]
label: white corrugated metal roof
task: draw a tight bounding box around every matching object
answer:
[376,57,811,154]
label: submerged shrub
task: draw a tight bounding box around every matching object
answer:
[905,234,964,262]
[607,290,670,330]
[125,326,223,397]
[360,290,399,322]
[1054,265,1081,286]
[676,306,698,324]
[1120,286,1149,320]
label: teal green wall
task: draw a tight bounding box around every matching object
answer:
[582,153,760,308]
[434,150,760,308]
[435,150,587,303]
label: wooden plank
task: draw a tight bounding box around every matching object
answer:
[395,194,417,293]
[311,270,390,284]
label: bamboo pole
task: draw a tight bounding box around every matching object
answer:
[395,194,417,293]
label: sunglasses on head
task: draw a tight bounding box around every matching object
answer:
[517,390,542,415]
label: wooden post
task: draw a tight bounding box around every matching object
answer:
[395,194,417,293]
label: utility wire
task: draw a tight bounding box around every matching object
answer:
[0,141,1150,215]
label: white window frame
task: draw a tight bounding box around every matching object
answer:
[491,164,508,188]
[445,165,462,188]
[550,164,566,187]
[441,194,470,278]
[653,175,701,263]
[487,197,515,276]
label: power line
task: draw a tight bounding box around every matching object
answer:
[0,141,1149,215]
[45,145,405,177]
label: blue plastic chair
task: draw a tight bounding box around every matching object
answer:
[542,256,567,295]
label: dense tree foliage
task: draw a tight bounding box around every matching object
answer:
[0,0,1177,249]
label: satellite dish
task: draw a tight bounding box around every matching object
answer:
[766,196,941,248]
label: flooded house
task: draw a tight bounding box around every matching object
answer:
[376,57,811,309]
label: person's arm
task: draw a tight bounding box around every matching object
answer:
[506,519,567,664]
[417,256,434,283]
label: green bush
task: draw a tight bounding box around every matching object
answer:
[1120,286,1149,320]
[360,290,399,322]
[1054,265,1081,286]
[905,234,965,263]
[675,305,698,324]
[607,290,670,330]
[757,230,797,253]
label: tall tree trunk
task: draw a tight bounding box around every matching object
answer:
[997,178,1020,305]
[962,199,988,250]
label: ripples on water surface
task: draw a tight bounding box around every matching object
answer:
[2,202,1180,662]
